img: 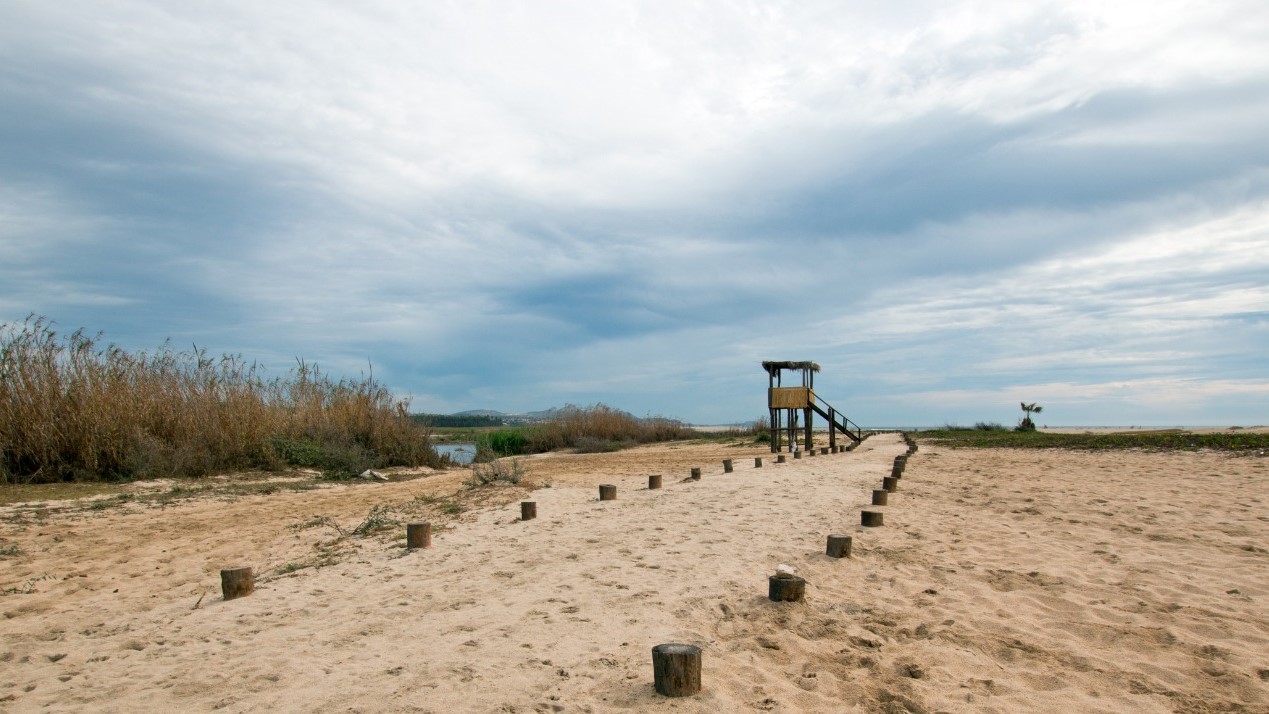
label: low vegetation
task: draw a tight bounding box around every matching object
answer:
[915,428,1269,452]
[526,404,699,451]
[468,404,706,459]
[1017,402,1043,431]
[0,315,445,484]
[465,458,525,488]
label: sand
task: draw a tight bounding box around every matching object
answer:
[2,434,1267,712]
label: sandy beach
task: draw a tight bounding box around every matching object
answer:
[2,433,1266,712]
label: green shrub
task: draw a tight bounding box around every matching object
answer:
[271,437,328,468]
[480,429,529,456]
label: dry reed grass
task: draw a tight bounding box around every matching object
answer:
[0,316,443,483]
[524,404,697,453]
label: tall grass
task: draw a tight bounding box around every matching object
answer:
[0,315,443,483]
[468,404,701,459]
[525,404,698,453]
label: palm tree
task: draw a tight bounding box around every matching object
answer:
[1018,402,1043,431]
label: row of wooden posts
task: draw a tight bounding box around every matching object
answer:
[768,436,917,606]
[661,434,920,696]
[217,433,919,699]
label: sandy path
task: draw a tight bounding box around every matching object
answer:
[2,435,1267,712]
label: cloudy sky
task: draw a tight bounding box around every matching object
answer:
[3,0,1268,426]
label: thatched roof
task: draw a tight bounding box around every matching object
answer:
[761,360,821,375]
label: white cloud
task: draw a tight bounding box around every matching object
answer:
[4,0,1268,423]
[10,0,1267,213]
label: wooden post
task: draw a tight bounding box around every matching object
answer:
[599,484,617,501]
[649,474,662,489]
[820,447,829,455]
[652,643,701,697]
[690,467,701,480]
[872,489,889,506]
[754,457,763,468]
[826,535,853,558]
[776,454,786,463]
[803,406,812,455]
[220,567,254,601]
[883,476,899,492]
[861,510,884,527]
[793,451,802,460]
[520,502,536,521]
[407,522,433,548]
[768,575,806,602]
[723,459,733,473]
[770,407,779,453]
[828,407,837,451]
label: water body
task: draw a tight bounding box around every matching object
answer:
[435,443,476,465]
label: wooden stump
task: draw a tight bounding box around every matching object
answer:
[520,502,536,521]
[826,534,853,558]
[820,447,829,455]
[861,510,884,527]
[649,474,662,490]
[652,643,701,697]
[690,467,702,480]
[723,459,734,473]
[599,484,617,501]
[794,451,802,460]
[872,489,889,506]
[754,457,763,468]
[768,575,806,602]
[776,455,786,463]
[883,476,899,492]
[407,522,433,548]
[220,567,254,601]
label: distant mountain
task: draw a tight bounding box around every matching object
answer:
[521,407,565,420]
[450,409,508,417]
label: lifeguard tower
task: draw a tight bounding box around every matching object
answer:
[763,360,862,453]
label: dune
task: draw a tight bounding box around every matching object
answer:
[1,434,1266,712]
